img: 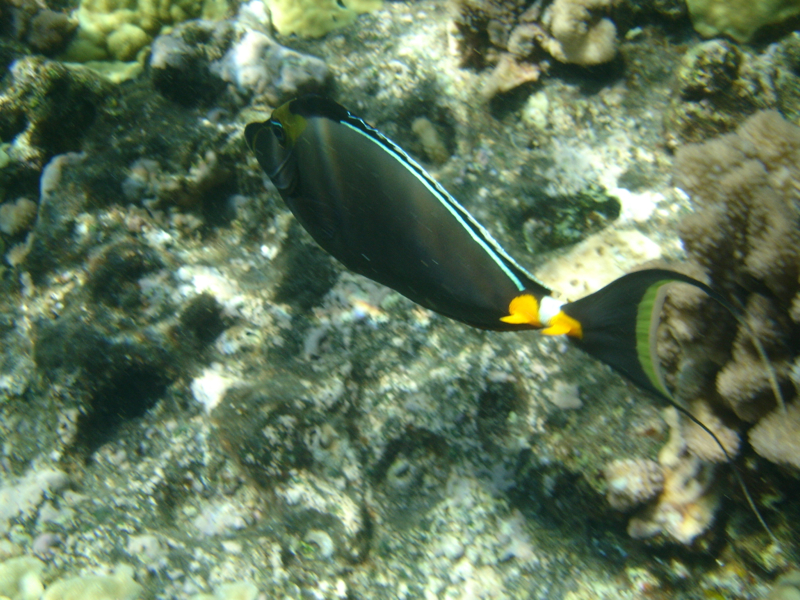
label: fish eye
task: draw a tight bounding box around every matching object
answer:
[270,119,286,144]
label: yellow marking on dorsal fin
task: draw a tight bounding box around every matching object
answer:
[500,294,541,327]
[541,311,583,338]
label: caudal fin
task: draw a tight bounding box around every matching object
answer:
[561,268,779,544]
[559,268,722,402]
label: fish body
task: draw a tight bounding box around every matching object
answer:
[246,96,554,331]
[245,96,714,401]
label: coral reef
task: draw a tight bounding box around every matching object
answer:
[212,29,331,104]
[266,0,382,38]
[0,555,44,600]
[148,20,234,107]
[682,398,740,463]
[148,20,330,107]
[626,453,718,545]
[672,110,800,438]
[539,0,619,66]
[0,1,76,57]
[603,458,663,510]
[663,40,775,147]
[604,408,723,546]
[0,197,37,236]
[63,0,230,63]
[0,1,797,598]
[2,1,77,56]
[42,565,141,600]
[450,0,620,99]
[765,571,800,600]
[749,401,800,469]
[665,31,800,147]
[0,57,110,172]
[686,0,800,43]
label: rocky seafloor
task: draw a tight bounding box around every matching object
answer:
[0,0,799,598]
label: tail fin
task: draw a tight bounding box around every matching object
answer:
[561,268,779,545]
[560,268,721,403]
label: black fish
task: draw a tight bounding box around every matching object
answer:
[244,95,718,403]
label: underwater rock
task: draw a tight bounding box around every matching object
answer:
[664,40,776,147]
[0,555,45,600]
[266,0,382,38]
[63,0,229,63]
[42,564,141,600]
[27,9,77,55]
[149,20,233,107]
[23,152,89,281]
[88,241,164,306]
[190,581,259,600]
[177,293,228,349]
[0,197,37,236]
[519,183,621,255]
[603,458,664,511]
[211,29,331,105]
[749,401,800,470]
[34,307,176,453]
[211,376,324,486]
[151,22,330,107]
[0,57,110,172]
[686,0,800,44]
[212,372,371,562]
[0,2,76,57]
[0,470,68,537]
[539,0,619,66]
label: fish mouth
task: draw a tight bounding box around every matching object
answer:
[269,149,298,196]
[244,122,261,151]
[245,121,297,195]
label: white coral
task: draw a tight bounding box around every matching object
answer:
[541,0,619,65]
[683,399,740,463]
[627,455,718,545]
[749,401,800,470]
[623,408,721,544]
[603,458,664,511]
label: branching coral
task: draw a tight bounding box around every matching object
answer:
[670,109,800,469]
